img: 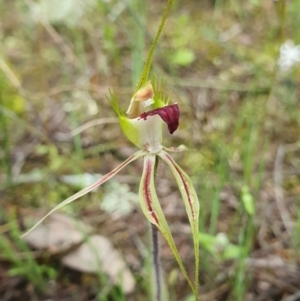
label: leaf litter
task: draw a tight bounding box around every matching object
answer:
[23,212,135,294]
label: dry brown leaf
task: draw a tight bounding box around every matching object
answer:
[61,235,135,294]
[23,212,92,254]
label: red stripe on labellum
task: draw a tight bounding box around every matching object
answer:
[143,159,159,225]
[165,153,195,219]
[139,104,180,134]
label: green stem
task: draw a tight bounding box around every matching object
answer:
[135,0,173,91]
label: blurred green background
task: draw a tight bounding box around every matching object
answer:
[1,0,300,300]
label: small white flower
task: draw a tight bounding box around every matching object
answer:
[278,40,300,71]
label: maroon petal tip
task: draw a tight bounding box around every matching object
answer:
[139,104,180,134]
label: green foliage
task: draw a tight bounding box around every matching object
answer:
[170,48,195,67]
[0,212,56,291]
[199,232,242,261]
[241,186,255,216]
[35,145,65,172]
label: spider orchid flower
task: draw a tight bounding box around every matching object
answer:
[22,80,200,295]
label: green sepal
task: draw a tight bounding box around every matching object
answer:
[106,89,141,148]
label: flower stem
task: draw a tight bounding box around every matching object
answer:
[135,0,173,91]
[151,156,162,301]
[151,223,162,301]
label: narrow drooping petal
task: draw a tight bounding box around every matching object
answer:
[159,150,200,291]
[139,154,196,294]
[139,103,179,134]
[22,150,146,237]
